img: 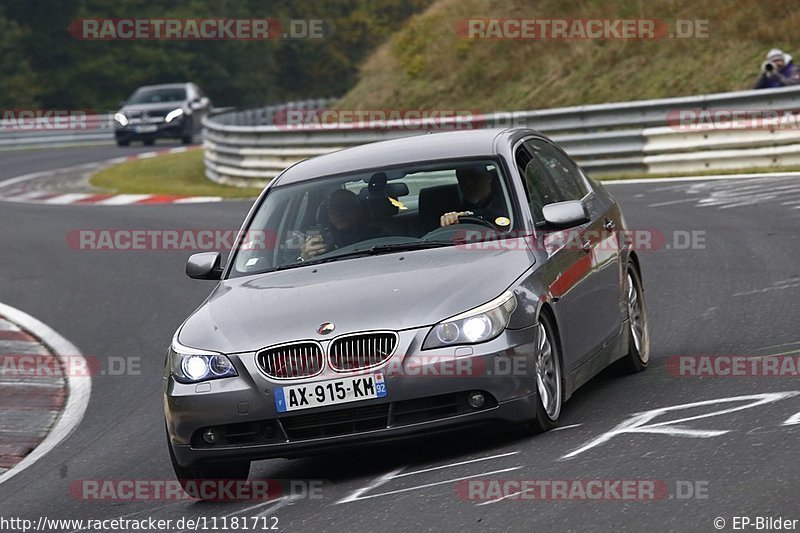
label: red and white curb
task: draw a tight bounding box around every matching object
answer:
[0,191,223,205]
[0,145,225,206]
[0,302,90,484]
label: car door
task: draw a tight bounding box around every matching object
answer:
[515,139,600,369]
[529,139,624,351]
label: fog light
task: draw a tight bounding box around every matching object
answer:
[467,391,485,409]
[261,423,276,439]
[202,427,220,444]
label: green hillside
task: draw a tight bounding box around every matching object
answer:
[338,0,797,111]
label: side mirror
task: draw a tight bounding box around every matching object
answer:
[190,97,209,110]
[186,252,223,280]
[542,201,589,228]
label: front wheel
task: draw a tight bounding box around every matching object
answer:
[522,312,563,434]
[181,134,193,145]
[618,263,650,373]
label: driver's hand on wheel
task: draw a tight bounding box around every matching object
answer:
[301,235,327,260]
[440,211,473,227]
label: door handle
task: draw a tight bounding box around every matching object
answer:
[582,239,593,252]
[604,218,616,231]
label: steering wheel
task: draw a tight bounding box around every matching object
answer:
[456,215,497,229]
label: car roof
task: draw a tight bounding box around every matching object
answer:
[275,128,541,185]
[134,83,190,90]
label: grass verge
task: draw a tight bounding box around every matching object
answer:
[90,150,263,198]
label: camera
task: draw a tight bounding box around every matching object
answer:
[762,61,776,73]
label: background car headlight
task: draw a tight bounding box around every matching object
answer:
[423,291,517,349]
[165,108,184,123]
[168,341,237,384]
[113,112,128,126]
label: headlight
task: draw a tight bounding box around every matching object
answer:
[113,112,128,126]
[423,291,517,349]
[168,340,237,384]
[165,108,184,123]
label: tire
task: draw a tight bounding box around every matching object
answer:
[522,312,563,434]
[116,139,129,147]
[143,139,155,146]
[167,429,250,499]
[181,134,193,145]
[617,262,650,374]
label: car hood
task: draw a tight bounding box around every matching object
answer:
[178,243,535,353]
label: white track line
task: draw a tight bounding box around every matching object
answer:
[335,468,404,504]
[344,467,522,502]
[0,302,91,486]
[392,451,520,478]
[552,423,583,431]
[0,170,57,191]
[602,171,800,185]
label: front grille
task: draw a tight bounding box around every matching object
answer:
[329,332,398,371]
[257,341,324,379]
[281,404,389,440]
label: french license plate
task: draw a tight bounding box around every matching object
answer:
[135,125,158,133]
[275,373,387,413]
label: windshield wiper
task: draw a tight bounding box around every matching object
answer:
[261,241,454,273]
[366,241,454,253]
[300,241,454,266]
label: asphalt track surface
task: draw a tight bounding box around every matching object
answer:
[1,145,799,532]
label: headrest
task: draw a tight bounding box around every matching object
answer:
[386,182,409,197]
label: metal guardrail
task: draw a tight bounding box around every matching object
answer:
[0,107,235,149]
[0,114,116,149]
[203,86,800,186]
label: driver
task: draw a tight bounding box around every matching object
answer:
[300,189,380,260]
[440,165,508,227]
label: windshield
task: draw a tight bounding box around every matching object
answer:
[229,159,517,277]
[126,87,187,105]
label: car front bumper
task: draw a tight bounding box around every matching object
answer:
[115,119,187,140]
[165,325,539,467]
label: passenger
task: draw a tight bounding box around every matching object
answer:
[300,189,380,259]
[440,165,508,227]
[753,48,800,89]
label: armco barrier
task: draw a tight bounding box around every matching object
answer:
[0,107,235,149]
[203,86,800,186]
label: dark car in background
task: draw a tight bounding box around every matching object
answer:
[113,82,211,146]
